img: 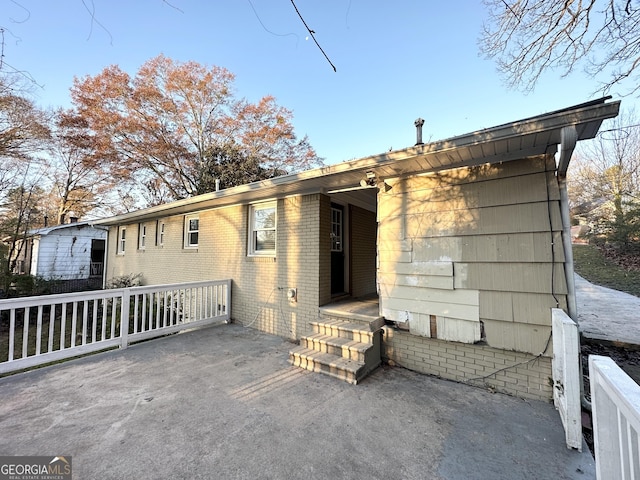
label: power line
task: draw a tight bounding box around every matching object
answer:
[290,0,336,72]
[247,0,299,44]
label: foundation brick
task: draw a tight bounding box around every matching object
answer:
[382,326,553,401]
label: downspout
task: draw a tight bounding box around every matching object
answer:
[557,126,591,410]
[557,126,578,321]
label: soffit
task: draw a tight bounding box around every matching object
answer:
[93,98,620,226]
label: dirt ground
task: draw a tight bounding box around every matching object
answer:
[580,338,640,454]
[581,338,640,387]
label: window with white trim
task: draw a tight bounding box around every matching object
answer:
[138,223,147,250]
[118,227,126,254]
[184,215,199,248]
[156,220,165,246]
[248,202,276,256]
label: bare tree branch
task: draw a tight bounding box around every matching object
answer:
[481,0,640,95]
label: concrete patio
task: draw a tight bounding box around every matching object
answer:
[0,323,594,479]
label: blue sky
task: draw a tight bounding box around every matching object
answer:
[2,1,633,164]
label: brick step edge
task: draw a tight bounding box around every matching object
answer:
[289,346,365,384]
[302,334,371,353]
[310,320,379,342]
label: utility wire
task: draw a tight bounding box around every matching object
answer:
[0,28,4,71]
[290,0,337,72]
[248,0,299,44]
[465,331,553,385]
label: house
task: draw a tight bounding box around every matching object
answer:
[12,220,108,286]
[93,98,620,400]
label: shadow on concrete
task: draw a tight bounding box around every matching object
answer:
[0,323,594,479]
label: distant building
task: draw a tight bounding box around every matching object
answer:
[12,220,108,284]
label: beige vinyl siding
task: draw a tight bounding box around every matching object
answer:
[377,155,565,355]
[106,194,326,341]
[408,232,565,263]
[379,203,562,240]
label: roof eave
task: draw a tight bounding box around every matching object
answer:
[92,98,620,226]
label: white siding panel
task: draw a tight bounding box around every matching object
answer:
[381,295,479,322]
[408,313,432,337]
[378,272,454,290]
[436,316,481,343]
[378,260,453,277]
[30,238,40,274]
[381,307,413,323]
[379,284,479,306]
[33,227,106,280]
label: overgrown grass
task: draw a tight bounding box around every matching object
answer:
[573,244,640,297]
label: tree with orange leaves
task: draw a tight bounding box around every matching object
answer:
[46,110,123,222]
[70,55,322,205]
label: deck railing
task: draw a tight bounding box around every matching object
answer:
[0,279,231,374]
[590,355,640,480]
[551,308,583,450]
[90,261,104,276]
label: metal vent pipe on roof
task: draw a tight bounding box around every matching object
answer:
[414,118,425,145]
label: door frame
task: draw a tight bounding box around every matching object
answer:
[330,202,349,296]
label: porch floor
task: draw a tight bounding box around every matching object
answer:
[0,323,594,479]
[321,294,380,319]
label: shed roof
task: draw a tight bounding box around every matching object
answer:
[28,221,108,237]
[93,97,620,226]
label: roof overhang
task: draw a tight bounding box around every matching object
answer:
[26,221,109,237]
[93,97,620,226]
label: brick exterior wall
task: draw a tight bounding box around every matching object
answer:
[350,205,377,298]
[383,327,553,400]
[106,194,328,341]
[318,194,332,306]
[104,182,557,401]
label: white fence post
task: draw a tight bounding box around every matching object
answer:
[120,288,130,349]
[551,308,582,450]
[590,355,640,480]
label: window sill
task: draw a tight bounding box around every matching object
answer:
[247,255,276,263]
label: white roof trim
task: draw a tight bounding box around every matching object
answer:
[93,98,620,226]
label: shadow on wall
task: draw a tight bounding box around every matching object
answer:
[377,156,565,354]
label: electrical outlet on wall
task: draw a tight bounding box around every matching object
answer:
[287,288,297,302]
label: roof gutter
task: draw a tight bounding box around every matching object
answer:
[92,98,620,227]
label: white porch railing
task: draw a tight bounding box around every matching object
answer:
[551,308,583,450]
[0,279,231,374]
[590,355,640,480]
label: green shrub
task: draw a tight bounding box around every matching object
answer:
[106,273,143,289]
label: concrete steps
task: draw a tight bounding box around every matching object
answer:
[289,316,382,385]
